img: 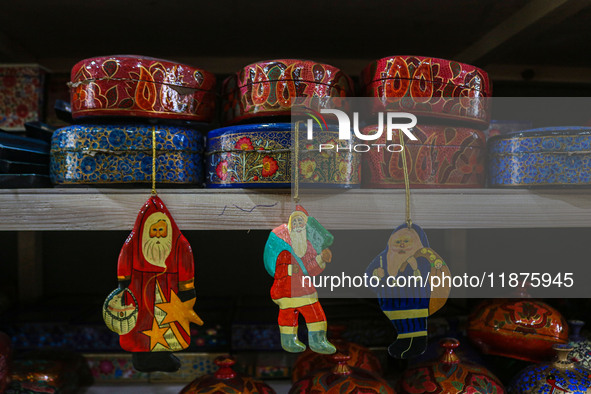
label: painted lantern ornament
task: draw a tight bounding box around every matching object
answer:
[290,353,395,393]
[366,223,451,358]
[263,205,336,354]
[467,298,568,363]
[180,356,275,394]
[398,338,505,394]
[291,326,383,382]
[102,195,203,372]
[568,320,591,370]
[509,344,591,394]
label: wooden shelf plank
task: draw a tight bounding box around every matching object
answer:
[1,188,591,230]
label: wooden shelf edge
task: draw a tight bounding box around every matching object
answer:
[2,188,591,230]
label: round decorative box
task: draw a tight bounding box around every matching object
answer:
[488,127,591,187]
[180,356,275,394]
[362,124,486,188]
[291,326,382,382]
[398,338,505,394]
[568,320,591,370]
[509,344,591,394]
[222,59,353,125]
[50,124,204,185]
[290,353,395,394]
[69,55,216,122]
[468,298,568,363]
[206,123,360,188]
[360,56,491,127]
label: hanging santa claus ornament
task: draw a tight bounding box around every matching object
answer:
[263,121,337,355]
[366,130,451,359]
[102,128,203,372]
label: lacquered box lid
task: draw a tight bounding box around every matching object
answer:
[51,124,204,152]
[70,55,216,91]
[488,126,591,154]
[360,55,491,94]
[223,59,353,94]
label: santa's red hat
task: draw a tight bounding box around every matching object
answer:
[295,204,309,216]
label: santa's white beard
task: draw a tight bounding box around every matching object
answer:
[291,229,307,258]
[143,237,172,267]
[387,248,416,274]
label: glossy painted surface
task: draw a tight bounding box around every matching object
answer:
[292,331,382,382]
[509,345,591,394]
[290,353,395,393]
[50,124,204,185]
[398,338,505,394]
[206,123,360,188]
[0,65,45,131]
[70,55,216,122]
[222,59,353,124]
[103,196,203,365]
[488,127,591,187]
[568,321,591,370]
[180,356,276,394]
[362,124,485,188]
[361,56,491,126]
[468,299,568,362]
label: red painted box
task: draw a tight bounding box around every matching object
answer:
[222,59,353,125]
[0,64,46,131]
[362,124,486,188]
[361,56,491,127]
[70,55,216,122]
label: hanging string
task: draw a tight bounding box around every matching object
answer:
[151,126,157,196]
[398,129,412,228]
[293,121,301,204]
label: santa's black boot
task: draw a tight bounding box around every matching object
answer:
[387,335,427,359]
[132,351,181,372]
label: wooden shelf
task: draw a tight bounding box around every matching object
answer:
[2,188,591,231]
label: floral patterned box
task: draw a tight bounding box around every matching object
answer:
[0,64,46,131]
[206,123,360,188]
[361,56,491,128]
[488,127,591,187]
[85,353,149,382]
[362,124,486,188]
[50,123,204,186]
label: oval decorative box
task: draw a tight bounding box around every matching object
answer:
[361,56,491,127]
[69,55,216,122]
[50,124,204,185]
[362,124,486,188]
[468,298,568,363]
[180,356,275,394]
[509,344,591,394]
[206,123,360,188]
[222,59,353,125]
[398,338,505,394]
[290,353,395,394]
[488,127,591,187]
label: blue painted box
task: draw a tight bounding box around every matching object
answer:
[205,123,360,188]
[50,124,204,185]
[488,127,591,187]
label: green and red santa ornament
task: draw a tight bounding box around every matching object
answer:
[264,205,336,354]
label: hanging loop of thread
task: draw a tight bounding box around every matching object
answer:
[151,126,157,196]
[293,121,302,204]
[398,129,412,228]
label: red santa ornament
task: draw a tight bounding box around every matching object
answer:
[264,205,336,354]
[102,195,203,372]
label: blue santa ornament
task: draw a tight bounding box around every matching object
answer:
[366,223,450,359]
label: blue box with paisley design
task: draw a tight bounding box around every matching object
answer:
[488,127,591,187]
[205,123,360,188]
[50,124,204,186]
